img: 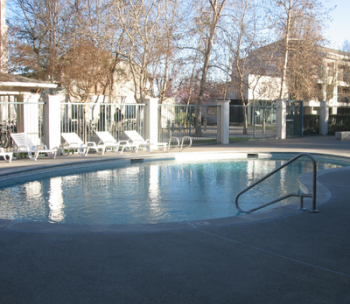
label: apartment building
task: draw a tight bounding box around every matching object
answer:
[317,46,350,105]
[228,42,350,115]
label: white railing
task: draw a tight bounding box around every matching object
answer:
[0,99,45,150]
[60,102,146,143]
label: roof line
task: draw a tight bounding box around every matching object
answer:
[0,82,57,88]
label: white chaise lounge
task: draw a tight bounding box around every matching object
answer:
[95,131,139,154]
[0,148,13,162]
[124,130,167,152]
[10,132,57,161]
[60,132,105,156]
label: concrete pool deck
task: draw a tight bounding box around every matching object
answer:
[0,135,350,303]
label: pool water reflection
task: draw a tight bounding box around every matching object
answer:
[0,155,348,224]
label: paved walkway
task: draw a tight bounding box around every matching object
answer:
[0,136,350,303]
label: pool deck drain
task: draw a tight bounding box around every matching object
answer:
[1,136,350,303]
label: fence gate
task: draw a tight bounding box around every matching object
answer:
[229,104,277,141]
[159,104,218,145]
[286,100,303,137]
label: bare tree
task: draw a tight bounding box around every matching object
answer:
[342,40,350,53]
[224,0,269,134]
[10,0,184,104]
[58,41,110,103]
[57,0,122,141]
[150,0,186,104]
[9,0,70,80]
[266,0,327,99]
[110,0,165,102]
[187,0,226,136]
[0,0,8,73]
[209,0,277,134]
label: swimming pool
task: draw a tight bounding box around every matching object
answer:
[0,153,349,225]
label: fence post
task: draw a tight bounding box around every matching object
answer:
[276,99,287,139]
[144,98,159,149]
[216,99,230,144]
[17,93,41,145]
[319,101,329,135]
[43,94,62,150]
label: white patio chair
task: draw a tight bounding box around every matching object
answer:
[0,147,13,162]
[95,131,139,154]
[60,132,105,156]
[124,130,167,152]
[10,132,57,161]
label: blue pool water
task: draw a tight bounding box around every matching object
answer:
[0,154,349,224]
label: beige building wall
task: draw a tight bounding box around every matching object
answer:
[246,74,288,101]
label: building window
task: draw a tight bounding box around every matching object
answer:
[326,85,334,100]
[344,66,350,83]
[327,62,335,77]
[338,87,350,103]
[338,66,344,82]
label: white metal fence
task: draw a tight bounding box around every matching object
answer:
[0,97,301,152]
[60,102,146,143]
[0,97,45,149]
[159,103,277,144]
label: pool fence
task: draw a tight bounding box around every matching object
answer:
[0,95,346,151]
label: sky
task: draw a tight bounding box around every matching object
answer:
[322,0,350,50]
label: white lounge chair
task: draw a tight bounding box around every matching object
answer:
[60,132,105,156]
[95,131,139,154]
[0,148,13,162]
[10,132,57,161]
[124,130,167,152]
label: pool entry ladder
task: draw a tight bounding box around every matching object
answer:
[235,153,318,213]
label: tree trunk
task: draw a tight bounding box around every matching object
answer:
[243,106,248,135]
[195,106,202,136]
[279,0,292,99]
[262,119,266,134]
[195,0,226,137]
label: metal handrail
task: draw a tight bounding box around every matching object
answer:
[167,137,180,152]
[167,136,193,152]
[235,153,318,213]
[180,136,192,152]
